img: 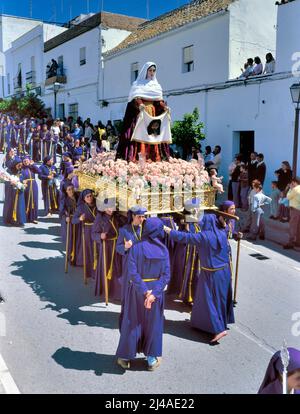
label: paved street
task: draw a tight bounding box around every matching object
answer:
[0,181,299,394]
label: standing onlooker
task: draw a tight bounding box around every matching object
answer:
[227,155,237,201]
[231,155,243,208]
[83,122,93,145]
[212,145,222,172]
[241,179,261,233]
[204,145,214,167]
[256,154,266,186]
[239,163,249,211]
[247,184,272,241]
[270,181,281,220]
[283,177,300,249]
[263,53,276,74]
[275,161,293,192]
[247,152,258,186]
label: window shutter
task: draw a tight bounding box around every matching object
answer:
[183,46,193,63]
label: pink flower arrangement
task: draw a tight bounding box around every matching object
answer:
[78,151,210,191]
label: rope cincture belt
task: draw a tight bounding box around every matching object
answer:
[201,265,227,272]
[142,278,160,282]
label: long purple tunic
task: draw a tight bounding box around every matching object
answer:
[92,212,126,301]
[116,219,170,360]
[59,194,79,266]
[38,164,59,214]
[3,172,26,226]
[72,203,97,281]
[169,214,235,335]
[21,164,39,222]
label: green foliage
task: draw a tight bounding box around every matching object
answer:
[0,88,46,118]
[171,107,205,158]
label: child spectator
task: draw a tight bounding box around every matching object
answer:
[247,184,272,241]
[239,163,249,211]
[270,181,281,220]
[278,194,290,223]
[241,179,261,233]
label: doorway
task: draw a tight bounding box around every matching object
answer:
[233,131,255,163]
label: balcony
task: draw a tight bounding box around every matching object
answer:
[45,67,67,86]
[26,70,36,87]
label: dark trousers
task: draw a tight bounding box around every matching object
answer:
[289,207,300,245]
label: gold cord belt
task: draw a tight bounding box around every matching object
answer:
[201,266,227,272]
[142,278,159,282]
[84,222,94,226]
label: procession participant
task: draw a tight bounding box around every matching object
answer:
[7,119,19,149]
[168,199,202,304]
[18,118,29,155]
[59,183,79,266]
[40,124,52,159]
[92,198,127,302]
[3,147,15,172]
[3,157,26,226]
[21,155,39,224]
[32,126,41,162]
[258,347,300,394]
[116,217,170,371]
[59,164,78,193]
[72,189,97,282]
[116,62,169,162]
[60,152,73,176]
[164,213,235,343]
[38,156,59,217]
[0,117,5,152]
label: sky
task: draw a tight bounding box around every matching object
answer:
[0,0,192,24]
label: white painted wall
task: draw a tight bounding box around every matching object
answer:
[3,23,66,98]
[228,0,277,79]
[276,0,300,74]
[43,26,139,122]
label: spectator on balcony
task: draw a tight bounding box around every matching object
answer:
[250,57,263,77]
[238,58,254,79]
[48,59,58,78]
[263,53,276,74]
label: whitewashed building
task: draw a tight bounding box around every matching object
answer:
[42,12,146,123]
[3,22,66,98]
[0,14,62,97]
[100,0,299,190]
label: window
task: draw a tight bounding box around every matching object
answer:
[131,62,139,83]
[80,47,86,66]
[183,45,194,73]
[69,103,78,120]
[7,73,10,95]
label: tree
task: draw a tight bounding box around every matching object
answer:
[171,107,205,160]
[0,85,46,118]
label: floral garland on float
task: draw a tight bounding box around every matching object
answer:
[0,170,26,191]
[75,151,216,214]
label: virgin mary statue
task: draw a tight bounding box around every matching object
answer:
[116,62,170,162]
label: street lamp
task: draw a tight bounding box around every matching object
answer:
[290,82,300,176]
[53,82,61,119]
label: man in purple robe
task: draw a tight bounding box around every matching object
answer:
[258,347,300,394]
[72,189,97,282]
[21,155,40,223]
[92,198,127,302]
[116,217,170,371]
[38,156,59,216]
[164,213,235,343]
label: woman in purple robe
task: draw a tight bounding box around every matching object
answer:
[116,217,170,371]
[21,156,39,223]
[92,203,127,302]
[38,156,59,216]
[72,189,97,282]
[258,348,300,394]
[165,213,235,343]
[59,183,79,266]
[3,157,26,226]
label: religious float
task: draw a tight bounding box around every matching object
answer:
[75,62,217,214]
